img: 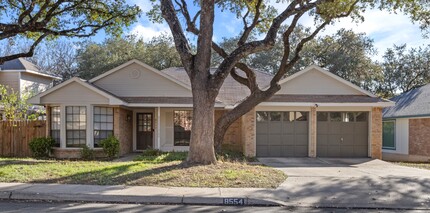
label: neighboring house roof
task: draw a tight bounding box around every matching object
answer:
[161,67,273,105]
[0,58,61,80]
[383,84,430,119]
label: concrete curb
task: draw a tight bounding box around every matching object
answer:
[3,191,284,206]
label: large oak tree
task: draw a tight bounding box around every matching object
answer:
[153,0,430,164]
[0,0,141,64]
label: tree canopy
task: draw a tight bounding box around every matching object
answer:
[0,0,141,64]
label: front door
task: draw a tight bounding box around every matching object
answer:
[136,113,153,150]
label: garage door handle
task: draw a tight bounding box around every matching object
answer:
[340,137,343,142]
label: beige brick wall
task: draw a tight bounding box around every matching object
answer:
[309,107,317,157]
[371,107,383,159]
[215,110,242,152]
[52,148,105,159]
[409,118,430,157]
[114,107,133,156]
[241,108,256,157]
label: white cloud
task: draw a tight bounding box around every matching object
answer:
[129,23,171,41]
[127,0,153,13]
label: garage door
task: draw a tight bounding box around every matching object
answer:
[256,111,308,157]
[317,112,368,157]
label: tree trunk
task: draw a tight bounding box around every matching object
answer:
[187,85,217,165]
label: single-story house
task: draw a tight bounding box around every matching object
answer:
[382,84,430,162]
[28,59,393,159]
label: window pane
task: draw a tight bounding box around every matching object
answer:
[356,112,368,122]
[256,112,269,122]
[317,112,328,121]
[383,121,395,149]
[342,112,354,122]
[296,112,308,121]
[93,107,114,143]
[269,112,281,121]
[174,110,192,146]
[66,106,87,147]
[283,112,294,122]
[330,112,342,122]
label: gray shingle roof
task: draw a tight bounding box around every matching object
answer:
[268,95,388,103]
[161,67,273,104]
[383,84,430,118]
[0,58,40,71]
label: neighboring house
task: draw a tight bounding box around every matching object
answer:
[28,59,393,159]
[0,58,60,119]
[382,84,430,162]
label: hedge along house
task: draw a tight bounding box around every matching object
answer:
[28,59,393,159]
[382,84,430,162]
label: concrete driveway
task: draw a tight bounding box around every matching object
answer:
[258,158,430,209]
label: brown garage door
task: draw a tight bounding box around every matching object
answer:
[317,112,369,157]
[256,111,308,157]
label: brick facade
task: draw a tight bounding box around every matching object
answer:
[241,108,256,157]
[52,148,106,159]
[371,107,383,159]
[309,107,317,157]
[114,107,133,156]
[215,110,242,152]
[409,118,430,157]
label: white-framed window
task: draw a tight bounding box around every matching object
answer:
[66,106,86,147]
[383,120,396,149]
[50,106,61,147]
[173,110,192,146]
[93,106,114,147]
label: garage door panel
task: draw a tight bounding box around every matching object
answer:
[295,134,308,146]
[355,122,368,133]
[341,123,355,134]
[256,123,268,134]
[295,121,308,134]
[317,145,327,157]
[256,134,267,146]
[326,145,341,156]
[340,146,354,157]
[268,146,282,156]
[268,122,282,134]
[328,135,341,145]
[256,111,309,157]
[317,122,329,134]
[341,135,354,145]
[283,135,295,145]
[354,146,368,157]
[256,146,268,157]
[268,134,282,145]
[294,146,308,157]
[283,122,294,134]
[329,123,342,134]
[317,134,328,146]
[354,134,368,146]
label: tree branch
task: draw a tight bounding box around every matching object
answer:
[0,34,47,64]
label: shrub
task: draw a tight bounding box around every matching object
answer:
[81,145,95,160]
[142,148,163,157]
[29,137,55,158]
[100,135,120,159]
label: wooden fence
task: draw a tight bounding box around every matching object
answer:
[0,121,46,157]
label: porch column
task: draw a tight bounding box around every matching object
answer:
[45,105,50,137]
[157,107,161,149]
[371,107,383,159]
[309,106,317,157]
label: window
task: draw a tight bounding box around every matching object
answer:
[295,112,308,121]
[330,112,342,122]
[342,112,355,122]
[317,112,328,121]
[283,112,294,122]
[66,106,86,147]
[355,112,368,122]
[174,110,192,146]
[93,107,114,147]
[383,121,396,149]
[50,106,61,147]
[256,111,269,122]
[269,112,281,121]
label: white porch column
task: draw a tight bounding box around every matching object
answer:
[157,107,161,149]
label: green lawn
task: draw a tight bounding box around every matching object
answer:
[0,153,286,188]
[394,162,430,170]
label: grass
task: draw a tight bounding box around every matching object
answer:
[394,162,430,170]
[0,152,286,188]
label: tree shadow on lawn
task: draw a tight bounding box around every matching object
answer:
[29,161,190,186]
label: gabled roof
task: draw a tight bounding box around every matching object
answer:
[383,84,430,119]
[0,58,60,80]
[27,77,125,105]
[275,65,376,97]
[89,59,192,91]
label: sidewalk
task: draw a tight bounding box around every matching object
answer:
[0,182,280,206]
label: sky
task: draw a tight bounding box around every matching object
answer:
[117,0,430,61]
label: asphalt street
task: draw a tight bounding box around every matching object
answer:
[0,200,428,213]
